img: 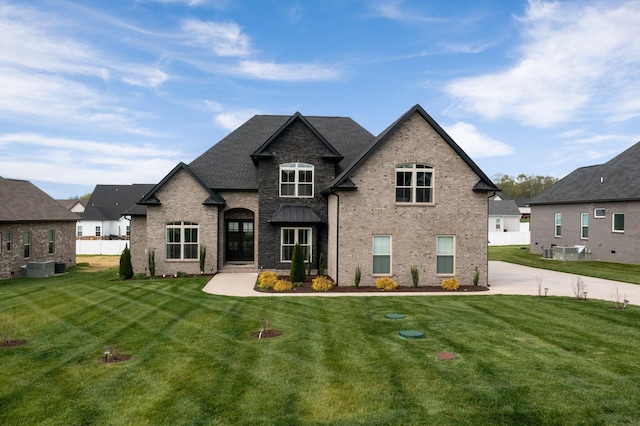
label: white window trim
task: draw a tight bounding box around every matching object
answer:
[612,213,625,233]
[436,235,455,276]
[580,213,588,240]
[372,235,392,276]
[280,227,312,263]
[166,221,200,261]
[395,163,434,205]
[554,213,562,237]
[279,163,314,198]
[594,208,605,218]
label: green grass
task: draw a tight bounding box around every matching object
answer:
[2,266,640,425]
[490,245,640,285]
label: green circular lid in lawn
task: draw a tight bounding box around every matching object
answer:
[385,313,406,319]
[399,330,425,339]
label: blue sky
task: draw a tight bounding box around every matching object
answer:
[2,0,640,199]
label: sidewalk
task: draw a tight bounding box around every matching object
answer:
[201,261,640,305]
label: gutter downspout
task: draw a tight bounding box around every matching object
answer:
[487,191,497,286]
[330,190,340,286]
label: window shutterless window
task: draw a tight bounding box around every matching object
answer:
[5,232,11,252]
[554,213,562,237]
[612,213,625,233]
[594,208,605,218]
[395,164,433,203]
[280,163,314,198]
[372,235,391,275]
[581,213,588,239]
[95,226,101,237]
[166,221,199,260]
[495,218,501,230]
[281,228,312,262]
[436,236,455,275]
[23,231,31,258]
[48,229,55,254]
[77,225,83,237]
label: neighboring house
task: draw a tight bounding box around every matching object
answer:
[80,184,155,240]
[57,199,87,214]
[130,105,499,286]
[489,200,521,233]
[530,141,640,263]
[0,176,79,279]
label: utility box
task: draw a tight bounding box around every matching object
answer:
[54,262,67,274]
[26,261,55,278]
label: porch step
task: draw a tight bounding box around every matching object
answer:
[218,264,260,273]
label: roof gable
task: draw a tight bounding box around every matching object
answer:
[0,176,80,222]
[250,113,343,164]
[139,162,226,206]
[531,140,640,205]
[489,200,521,216]
[326,104,499,193]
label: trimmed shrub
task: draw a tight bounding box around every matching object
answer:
[354,266,361,287]
[441,277,460,291]
[312,276,334,292]
[274,279,293,292]
[290,243,306,283]
[257,271,279,290]
[147,248,155,276]
[375,277,398,291]
[411,266,419,287]
[119,244,134,280]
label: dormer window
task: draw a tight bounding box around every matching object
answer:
[280,163,314,198]
[395,164,433,203]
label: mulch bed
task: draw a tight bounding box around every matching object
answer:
[255,276,489,294]
[0,340,27,348]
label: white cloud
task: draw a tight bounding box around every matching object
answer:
[446,0,640,127]
[181,19,252,57]
[369,0,443,23]
[214,110,259,130]
[236,60,341,81]
[444,122,514,158]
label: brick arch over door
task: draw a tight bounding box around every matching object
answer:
[224,208,255,263]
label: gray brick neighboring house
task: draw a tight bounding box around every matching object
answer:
[530,141,640,264]
[1,176,79,279]
[129,105,499,286]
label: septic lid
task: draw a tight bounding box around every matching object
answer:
[385,313,406,319]
[399,330,425,339]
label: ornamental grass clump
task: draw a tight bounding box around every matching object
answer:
[375,277,398,291]
[257,271,279,290]
[312,276,334,292]
[273,279,293,292]
[441,277,459,291]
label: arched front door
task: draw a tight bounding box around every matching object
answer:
[225,209,254,262]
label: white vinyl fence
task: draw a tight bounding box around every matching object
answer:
[76,239,130,255]
[488,222,530,246]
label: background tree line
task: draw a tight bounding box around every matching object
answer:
[492,174,558,199]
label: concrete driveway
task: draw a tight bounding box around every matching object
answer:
[202,261,640,305]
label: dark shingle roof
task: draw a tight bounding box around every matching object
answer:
[0,176,80,222]
[268,206,323,224]
[489,200,521,216]
[83,184,155,220]
[326,104,499,193]
[189,115,374,190]
[531,141,640,205]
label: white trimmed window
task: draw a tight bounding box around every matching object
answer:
[95,226,101,237]
[395,164,433,203]
[77,226,83,237]
[23,231,31,258]
[48,229,55,254]
[554,213,562,237]
[495,218,502,230]
[581,213,588,239]
[5,232,11,252]
[166,221,199,260]
[280,163,314,198]
[281,228,312,262]
[373,235,391,275]
[436,235,455,275]
[612,213,625,233]
[594,208,605,218]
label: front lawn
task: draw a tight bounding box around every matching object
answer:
[1,265,639,425]
[490,245,640,285]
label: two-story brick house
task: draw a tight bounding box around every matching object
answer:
[129,105,498,286]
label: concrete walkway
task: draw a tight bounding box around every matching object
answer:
[201,261,640,305]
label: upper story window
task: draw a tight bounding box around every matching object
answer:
[395,164,433,203]
[77,226,83,237]
[166,221,199,260]
[280,163,314,198]
[612,213,625,233]
[594,208,605,218]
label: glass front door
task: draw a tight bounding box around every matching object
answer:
[226,220,254,262]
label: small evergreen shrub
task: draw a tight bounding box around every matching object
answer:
[441,277,459,291]
[473,267,479,286]
[274,279,293,292]
[312,276,334,292]
[148,248,155,276]
[411,266,419,287]
[375,277,398,291]
[354,266,361,287]
[257,271,279,289]
[119,244,134,280]
[318,253,326,276]
[290,243,306,283]
[199,245,207,273]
